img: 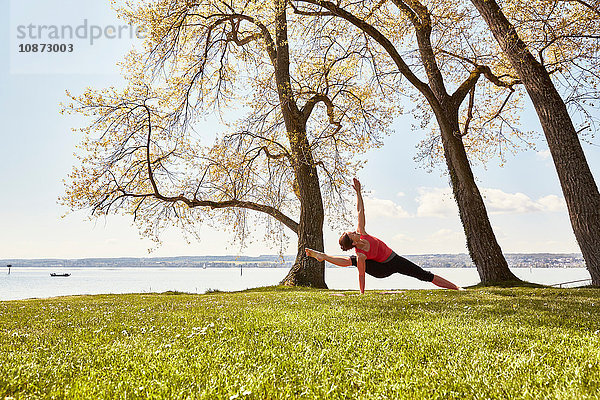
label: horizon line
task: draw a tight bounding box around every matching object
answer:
[0,252,584,262]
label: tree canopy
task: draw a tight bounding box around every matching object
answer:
[62,0,397,286]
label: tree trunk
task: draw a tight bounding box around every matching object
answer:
[393,0,517,284]
[437,109,519,284]
[279,172,327,288]
[271,0,327,288]
[280,132,327,288]
[470,0,600,286]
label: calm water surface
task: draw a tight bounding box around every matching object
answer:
[0,267,592,301]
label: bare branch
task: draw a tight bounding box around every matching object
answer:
[563,0,600,17]
[482,89,516,127]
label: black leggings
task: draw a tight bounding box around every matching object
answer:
[350,254,434,282]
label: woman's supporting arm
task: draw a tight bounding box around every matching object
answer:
[357,253,366,294]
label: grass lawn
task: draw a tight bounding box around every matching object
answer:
[1,286,599,399]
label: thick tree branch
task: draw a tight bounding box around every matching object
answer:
[226,130,293,161]
[390,0,422,28]
[227,18,262,46]
[461,85,476,137]
[451,67,483,108]
[143,105,161,196]
[113,189,301,235]
[301,93,342,134]
[392,0,448,100]
[206,13,278,62]
[288,1,334,16]
[186,199,299,234]
[258,146,289,160]
[479,65,521,88]
[442,48,521,107]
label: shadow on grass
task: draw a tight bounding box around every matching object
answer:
[238,285,326,294]
[466,279,548,289]
[231,285,599,330]
[159,290,195,295]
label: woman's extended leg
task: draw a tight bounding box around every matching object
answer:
[386,255,460,290]
[305,248,352,267]
[432,275,460,290]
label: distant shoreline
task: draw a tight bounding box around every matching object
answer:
[0,265,589,269]
[1,253,585,269]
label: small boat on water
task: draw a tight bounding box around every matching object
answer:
[50,273,71,277]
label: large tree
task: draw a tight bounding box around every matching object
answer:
[62,0,391,287]
[469,0,600,286]
[294,0,524,283]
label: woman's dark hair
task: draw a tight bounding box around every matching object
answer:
[339,233,354,251]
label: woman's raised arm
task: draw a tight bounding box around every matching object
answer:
[353,178,366,234]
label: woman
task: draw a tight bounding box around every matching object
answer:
[305,178,460,293]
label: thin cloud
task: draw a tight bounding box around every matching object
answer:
[536,149,552,160]
[363,196,411,219]
[416,188,457,218]
[482,189,567,214]
[415,187,566,217]
[426,229,466,250]
[537,195,567,212]
[391,233,415,243]
[482,189,542,213]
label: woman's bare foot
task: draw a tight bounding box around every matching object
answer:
[305,248,325,262]
[432,275,460,290]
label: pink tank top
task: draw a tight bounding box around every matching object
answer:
[355,234,393,262]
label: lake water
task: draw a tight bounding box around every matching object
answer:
[0,267,593,301]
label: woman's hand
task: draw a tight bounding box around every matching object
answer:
[352,178,361,193]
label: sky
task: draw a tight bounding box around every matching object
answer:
[1,0,599,259]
